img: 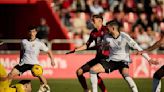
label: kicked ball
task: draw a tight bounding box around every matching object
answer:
[31,64,43,77]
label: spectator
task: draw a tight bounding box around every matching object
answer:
[74,33,83,48]
[136,26,152,49]
[53,0,164,52]
[89,0,104,15]
[72,0,86,12]
[37,18,50,40]
[71,12,87,35]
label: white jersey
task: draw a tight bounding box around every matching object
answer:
[104,32,150,62]
[20,38,49,65]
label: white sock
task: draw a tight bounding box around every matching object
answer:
[153,78,161,92]
[90,73,98,92]
[124,76,138,92]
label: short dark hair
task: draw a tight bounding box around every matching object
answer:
[92,15,103,21]
[106,20,119,26]
[27,25,37,32]
[18,80,31,85]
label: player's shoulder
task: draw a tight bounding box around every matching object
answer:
[101,26,108,33]
[35,38,41,42]
[90,28,98,37]
[35,38,47,45]
[90,28,97,33]
[21,39,28,43]
[120,32,130,38]
[120,32,128,36]
[104,34,112,41]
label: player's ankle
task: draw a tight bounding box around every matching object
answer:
[84,89,91,92]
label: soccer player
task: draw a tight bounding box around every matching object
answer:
[2,26,55,86]
[0,63,32,92]
[137,28,164,92]
[67,15,108,92]
[89,20,158,92]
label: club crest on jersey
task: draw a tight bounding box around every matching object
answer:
[32,44,35,47]
[118,41,121,46]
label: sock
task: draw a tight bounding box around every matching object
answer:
[90,73,98,92]
[124,76,138,92]
[153,78,161,92]
[97,75,107,92]
[77,75,88,90]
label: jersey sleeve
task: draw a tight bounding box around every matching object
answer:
[86,32,94,48]
[40,42,49,52]
[21,39,26,50]
[122,32,151,61]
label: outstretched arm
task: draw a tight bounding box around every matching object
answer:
[145,36,164,51]
[66,44,88,54]
[47,50,55,66]
[124,33,159,65]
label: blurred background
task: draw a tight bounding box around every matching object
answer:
[0,0,164,91]
[0,0,164,53]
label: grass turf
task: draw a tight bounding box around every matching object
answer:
[13,78,163,92]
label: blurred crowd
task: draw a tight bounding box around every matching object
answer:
[51,0,164,53]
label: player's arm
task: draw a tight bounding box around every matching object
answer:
[124,33,158,64]
[19,42,24,61]
[66,33,93,54]
[40,42,55,66]
[47,50,55,66]
[145,36,164,51]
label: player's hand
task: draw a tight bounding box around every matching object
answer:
[51,59,55,66]
[65,49,75,54]
[136,50,147,55]
[148,59,159,65]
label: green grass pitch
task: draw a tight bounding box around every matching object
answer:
[13,78,163,92]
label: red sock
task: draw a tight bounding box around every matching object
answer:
[97,75,107,92]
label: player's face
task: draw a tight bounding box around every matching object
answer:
[28,29,37,38]
[24,83,32,92]
[107,25,113,33]
[92,18,103,27]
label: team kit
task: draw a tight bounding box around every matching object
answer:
[0,15,163,92]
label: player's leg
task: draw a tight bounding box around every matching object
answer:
[76,61,92,92]
[119,66,138,92]
[0,64,8,81]
[37,75,47,85]
[31,65,47,85]
[0,64,12,89]
[152,65,164,92]
[90,60,118,92]
[90,63,105,92]
[8,67,21,81]
[97,75,107,92]
[8,64,33,81]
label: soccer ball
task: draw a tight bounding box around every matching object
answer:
[38,84,50,92]
[31,64,43,77]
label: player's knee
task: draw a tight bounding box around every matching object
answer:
[76,69,83,76]
[122,73,129,78]
[153,72,162,80]
[90,67,97,74]
[8,69,20,78]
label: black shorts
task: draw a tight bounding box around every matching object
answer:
[100,60,129,73]
[14,64,34,74]
[80,57,107,73]
[154,65,164,78]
